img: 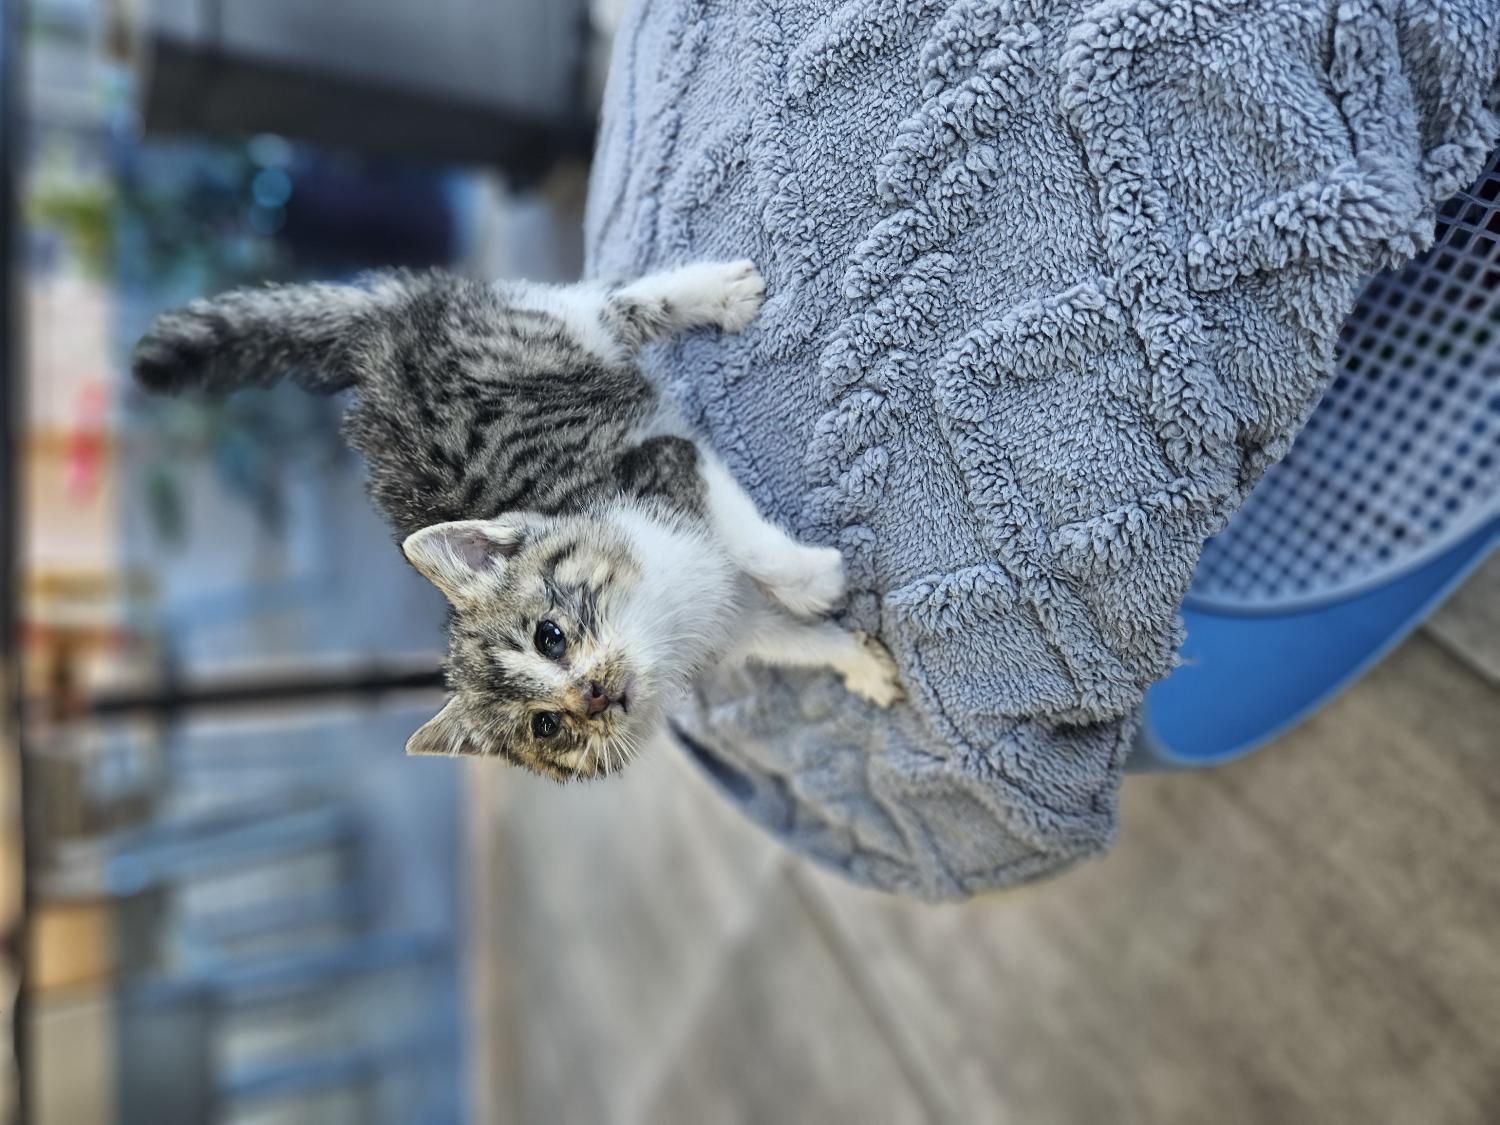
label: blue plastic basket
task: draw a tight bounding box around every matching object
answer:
[1139,147,1500,767]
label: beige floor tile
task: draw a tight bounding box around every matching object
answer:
[1428,552,1500,685]
[635,875,935,1125]
[473,743,787,1125]
[794,635,1500,1125]
[474,622,1500,1125]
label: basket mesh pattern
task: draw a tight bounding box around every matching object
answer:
[1189,149,1500,610]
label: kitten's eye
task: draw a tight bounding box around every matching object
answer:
[530,711,561,739]
[534,619,566,660]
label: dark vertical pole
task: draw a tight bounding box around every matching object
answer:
[0,0,26,1120]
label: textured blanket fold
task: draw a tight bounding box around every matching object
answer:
[585,0,1499,899]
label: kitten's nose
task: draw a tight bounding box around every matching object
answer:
[585,681,610,717]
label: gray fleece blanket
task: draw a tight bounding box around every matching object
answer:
[585,0,1500,899]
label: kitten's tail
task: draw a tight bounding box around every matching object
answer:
[131,275,407,396]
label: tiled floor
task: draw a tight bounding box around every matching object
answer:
[472,555,1500,1125]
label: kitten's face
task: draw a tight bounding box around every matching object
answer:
[403,515,670,779]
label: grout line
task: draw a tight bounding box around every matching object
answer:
[786,865,956,1125]
[1419,622,1500,691]
[615,855,794,1125]
[468,768,523,1125]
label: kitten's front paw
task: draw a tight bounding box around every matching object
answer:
[755,544,845,618]
[708,259,765,332]
[840,632,904,708]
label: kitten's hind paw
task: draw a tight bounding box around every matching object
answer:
[706,259,765,333]
[840,632,904,708]
[753,544,845,618]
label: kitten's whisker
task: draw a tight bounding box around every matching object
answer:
[621,729,642,769]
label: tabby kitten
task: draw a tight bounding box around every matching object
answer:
[132,260,901,780]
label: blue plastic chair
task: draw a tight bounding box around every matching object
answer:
[1138,149,1500,767]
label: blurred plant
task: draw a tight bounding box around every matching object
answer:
[138,386,347,544]
[27,178,114,276]
[30,54,461,547]
[110,136,347,544]
[21,4,347,544]
[112,139,283,294]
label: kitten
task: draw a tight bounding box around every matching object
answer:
[132,259,902,780]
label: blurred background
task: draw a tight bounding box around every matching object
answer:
[3,0,614,1121]
[2,2,1498,1124]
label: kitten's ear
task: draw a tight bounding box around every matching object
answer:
[406,698,474,757]
[402,519,525,603]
